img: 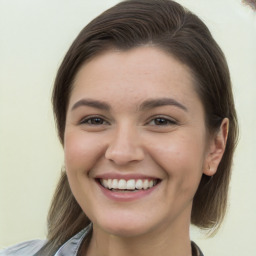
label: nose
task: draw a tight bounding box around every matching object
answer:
[105,125,145,166]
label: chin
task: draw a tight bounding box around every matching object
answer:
[103,224,152,238]
[93,213,156,238]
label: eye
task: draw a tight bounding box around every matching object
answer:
[147,117,176,126]
[80,116,109,126]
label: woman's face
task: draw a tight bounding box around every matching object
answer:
[64,46,214,238]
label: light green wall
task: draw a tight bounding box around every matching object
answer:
[0,1,255,255]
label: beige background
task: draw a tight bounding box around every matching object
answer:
[0,0,255,255]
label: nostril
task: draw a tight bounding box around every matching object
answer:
[105,146,144,165]
[104,128,145,166]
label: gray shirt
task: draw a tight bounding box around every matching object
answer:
[0,224,204,256]
[0,225,89,256]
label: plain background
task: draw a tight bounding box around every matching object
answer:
[0,0,255,255]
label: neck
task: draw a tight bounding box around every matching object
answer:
[85,220,192,256]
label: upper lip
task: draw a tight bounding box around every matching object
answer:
[94,173,161,181]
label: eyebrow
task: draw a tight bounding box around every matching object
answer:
[71,99,111,111]
[71,97,188,112]
[139,98,188,112]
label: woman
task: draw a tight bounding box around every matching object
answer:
[0,0,238,255]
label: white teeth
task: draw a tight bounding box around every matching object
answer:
[107,179,112,189]
[118,179,126,189]
[100,178,158,191]
[102,179,108,188]
[135,180,143,190]
[126,179,136,190]
[112,179,118,189]
[143,179,149,189]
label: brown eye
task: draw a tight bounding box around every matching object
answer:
[148,117,176,126]
[80,117,109,125]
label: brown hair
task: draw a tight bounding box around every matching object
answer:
[39,0,238,254]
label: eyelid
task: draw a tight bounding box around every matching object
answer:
[146,115,177,126]
[79,115,110,125]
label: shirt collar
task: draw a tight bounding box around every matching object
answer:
[54,224,203,256]
[54,224,92,256]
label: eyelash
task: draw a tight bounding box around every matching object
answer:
[79,115,176,126]
[79,116,109,126]
[146,116,177,126]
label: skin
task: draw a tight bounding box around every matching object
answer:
[64,46,228,256]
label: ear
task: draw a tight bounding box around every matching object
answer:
[203,118,229,176]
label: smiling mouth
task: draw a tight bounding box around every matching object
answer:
[98,178,161,192]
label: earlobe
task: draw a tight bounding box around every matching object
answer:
[204,118,229,176]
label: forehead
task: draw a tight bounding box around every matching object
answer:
[69,46,201,110]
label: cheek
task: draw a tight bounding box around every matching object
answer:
[148,132,206,184]
[64,130,104,174]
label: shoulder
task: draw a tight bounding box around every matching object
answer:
[0,239,46,256]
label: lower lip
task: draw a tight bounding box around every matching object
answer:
[97,181,160,202]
